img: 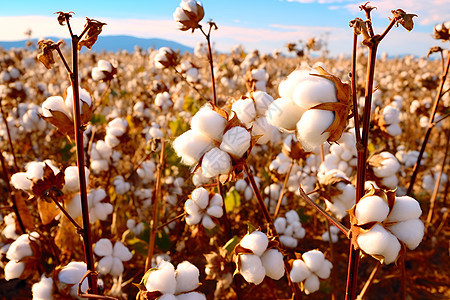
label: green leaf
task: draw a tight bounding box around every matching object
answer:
[224,189,241,213]
[297,208,311,223]
[223,236,240,254]
[155,230,171,252]
[169,116,189,137]
[90,113,107,125]
[60,141,75,162]
[110,89,118,97]
[127,236,148,256]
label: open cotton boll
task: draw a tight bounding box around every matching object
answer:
[290,259,311,283]
[266,97,305,131]
[173,130,214,166]
[209,194,223,207]
[386,123,402,136]
[158,294,177,300]
[191,187,210,210]
[388,219,424,250]
[278,69,311,99]
[240,231,269,256]
[260,249,285,280]
[176,292,207,300]
[94,238,113,257]
[10,172,32,192]
[296,109,333,151]
[380,175,398,189]
[201,148,232,178]
[382,106,400,124]
[58,262,88,296]
[97,255,114,275]
[304,274,320,295]
[372,152,400,178]
[110,257,125,277]
[65,86,92,117]
[202,215,216,229]
[315,259,332,279]
[7,233,38,261]
[185,211,202,226]
[174,261,200,294]
[4,260,25,280]
[232,98,256,126]
[42,96,69,118]
[355,195,389,224]
[357,224,401,264]
[32,274,54,300]
[239,254,265,285]
[252,91,274,115]
[386,196,422,222]
[206,205,223,218]
[274,218,287,234]
[146,260,176,294]
[190,104,227,141]
[220,126,251,158]
[292,76,337,109]
[302,250,325,273]
[252,117,273,144]
[63,166,90,194]
[113,241,133,262]
[285,210,300,224]
[280,235,298,248]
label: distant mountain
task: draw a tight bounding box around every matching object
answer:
[0,35,193,53]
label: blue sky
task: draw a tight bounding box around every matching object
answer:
[1,0,449,56]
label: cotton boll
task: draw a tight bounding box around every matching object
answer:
[190,104,227,141]
[302,250,325,273]
[252,117,273,144]
[32,275,54,300]
[109,257,124,277]
[113,241,132,262]
[97,256,113,275]
[206,205,223,218]
[380,175,399,189]
[355,195,389,224]
[146,260,176,294]
[291,76,337,109]
[285,210,300,224]
[252,91,274,115]
[304,274,320,294]
[63,166,90,194]
[220,126,251,158]
[42,96,69,118]
[274,217,287,234]
[232,98,256,126]
[296,109,333,151]
[278,69,310,99]
[209,194,223,207]
[240,231,269,256]
[386,196,422,222]
[94,239,113,257]
[388,219,424,250]
[239,254,265,285]
[175,261,200,294]
[4,260,25,280]
[290,259,311,283]
[201,148,232,178]
[10,172,32,192]
[173,130,214,166]
[315,260,332,279]
[176,292,207,300]
[159,294,177,300]
[357,224,401,264]
[191,187,209,210]
[266,97,304,131]
[386,123,402,136]
[260,249,285,280]
[185,212,202,226]
[280,235,298,248]
[202,215,216,229]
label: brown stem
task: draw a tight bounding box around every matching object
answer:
[47,195,82,231]
[356,263,381,300]
[273,160,294,219]
[407,52,450,195]
[55,46,72,74]
[172,67,209,102]
[351,33,361,144]
[67,15,97,294]
[145,139,165,271]
[200,24,217,106]
[0,99,19,171]
[157,212,186,231]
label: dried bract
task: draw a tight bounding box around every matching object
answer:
[37,40,63,69]
[55,11,74,26]
[392,9,417,32]
[78,17,106,50]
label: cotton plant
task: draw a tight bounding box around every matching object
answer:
[234,231,285,285]
[422,168,448,192]
[4,232,40,281]
[274,210,306,248]
[234,176,260,201]
[349,187,425,265]
[32,274,54,300]
[317,169,356,220]
[180,60,200,83]
[66,188,113,223]
[267,65,351,151]
[173,0,204,32]
[10,160,61,193]
[155,92,174,111]
[290,250,333,294]
[137,260,206,300]
[373,103,402,137]
[173,102,253,179]
[19,103,47,133]
[184,187,224,230]
[231,91,276,144]
[105,117,128,148]
[321,225,340,243]
[126,219,145,236]
[367,151,401,189]
[94,238,133,277]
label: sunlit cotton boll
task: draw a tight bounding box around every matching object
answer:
[32,274,54,300]
[355,195,390,224]
[220,126,251,158]
[190,103,227,141]
[173,130,214,166]
[291,73,337,110]
[260,249,285,280]
[113,175,131,195]
[155,92,173,111]
[232,98,256,127]
[239,254,266,285]
[4,261,25,281]
[201,148,232,178]
[239,231,269,256]
[357,224,401,265]
[252,117,273,144]
[64,86,92,118]
[266,97,305,131]
[174,261,200,294]
[296,109,334,151]
[58,261,89,298]
[62,166,90,194]
[94,239,133,277]
[145,260,177,294]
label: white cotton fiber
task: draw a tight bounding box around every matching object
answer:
[201,148,232,178]
[386,123,402,136]
[239,254,265,285]
[296,109,333,151]
[110,257,124,277]
[290,259,311,283]
[291,76,337,109]
[176,292,207,300]
[278,69,310,99]
[266,97,304,131]
[260,249,285,280]
[191,187,209,210]
[386,196,422,222]
[58,261,87,285]
[209,194,223,207]
[113,241,132,262]
[274,218,287,234]
[315,259,332,279]
[285,210,300,224]
[355,195,389,224]
[388,219,424,250]
[190,104,227,141]
[304,274,320,294]
[175,261,200,294]
[146,260,176,294]
[32,274,54,300]
[158,294,177,300]
[252,117,273,144]
[220,126,251,158]
[184,199,200,216]
[252,91,274,115]
[185,212,202,226]
[94,238,113,257]
[42,96,68,118]
[232,98,256,126]
[172,130,214,166]
[202,215,216,229]
[302,250,325,273]
[206,205,223,218]
[97,256,113,275]
[240,231,269,256]
[357,224,400,264]
[10,172,32,191]
[280,235,298,248]
[4,260,25,281]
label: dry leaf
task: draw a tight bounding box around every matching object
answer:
[37,198,60,225]
[78,18,106,50]
[14,192,35,231]
[392,9,418,32]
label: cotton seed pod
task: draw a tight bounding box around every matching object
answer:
[356,224,401,265]
[145,260,177,294]
[172,129,214,166]
[385,196,422,222]
[290,259,311,283]
[220,126,251,159]
[296,109,334,151]
[201,147,232,178]
[94,238,113,257]
[173,0,205,32]
[260,249,285,280]
[239,254,266,285]
[32,275,54,300]
[191,187,209,210]
[388,219,424,250]
[304,274,320,294]
[302,250,325,273]
[239,231,269,256]
[291,73,337,109]
[154,47,178,69]
[175,261,200,294]
[252,91,274,115]
[355,195,390,224]
[176,292,207,300]
[231,97,256,126]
